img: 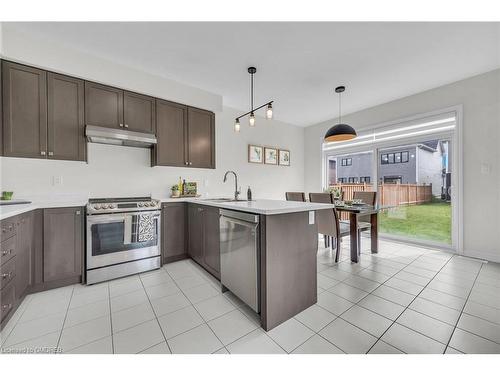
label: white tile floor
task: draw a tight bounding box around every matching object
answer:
[2,238,500,354]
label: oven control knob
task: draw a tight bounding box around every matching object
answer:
[138,203,144,207]
[94,205,101,210]
[109,204,116,209]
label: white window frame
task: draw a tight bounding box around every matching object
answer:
[321,105,463,254]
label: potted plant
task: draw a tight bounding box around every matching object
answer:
[327,186,343,201]
[171,185,180,197]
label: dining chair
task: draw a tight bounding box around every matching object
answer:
[352,191,377,253]
[285,192,306,202]
[309,193,350,262]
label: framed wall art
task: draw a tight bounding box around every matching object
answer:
[264,147,278,165]
[279,149,290,166]
[248,145,263,163]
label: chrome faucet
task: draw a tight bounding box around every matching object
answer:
[223,171,240,201]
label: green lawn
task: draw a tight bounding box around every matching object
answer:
[379,201,451,244]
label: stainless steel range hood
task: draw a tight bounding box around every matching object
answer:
[85,125,157,148]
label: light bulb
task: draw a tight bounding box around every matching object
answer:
[234,119,240,132]
[249,113,256,127]
[266,103,273,119]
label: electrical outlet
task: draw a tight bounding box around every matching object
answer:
[52,176,63,186]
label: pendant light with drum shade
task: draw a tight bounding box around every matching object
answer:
[324,86,357,142]
[234,67,274,132]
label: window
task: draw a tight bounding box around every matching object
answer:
[395,152,402,163]
[337,177,347,183]
[402,151,409,163]
[381,154,389,164]
[348,177,358,183]
[360,176,371,183]
[341,158,352,166]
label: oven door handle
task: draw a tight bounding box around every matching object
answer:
[87,214,126,224]
[123,215,133,245]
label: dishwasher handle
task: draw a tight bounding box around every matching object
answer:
[219,209,259,224]
[220,215,259,231]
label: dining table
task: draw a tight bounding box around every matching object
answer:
[335,204,383,263]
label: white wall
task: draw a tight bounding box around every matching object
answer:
[304,69,500,262]
[0,23,222,113]
[0,23,305,202]
[0,107,304,200]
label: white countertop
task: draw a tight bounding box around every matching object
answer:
[0,197,334,220]
[0,199,87,220]
[162,198,335,215]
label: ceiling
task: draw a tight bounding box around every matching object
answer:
[6,22,500,126]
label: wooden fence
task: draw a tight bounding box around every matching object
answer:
[329,183,433,207]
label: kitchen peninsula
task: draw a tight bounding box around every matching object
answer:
[164,198,335,331]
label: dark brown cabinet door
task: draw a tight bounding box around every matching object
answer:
[202,206,220,279]
[47,73,86,161]
[154,100,187,167]
[187,107,215,169]
[15,212,33,298]
[161,203,187,263]
[43,207,83,283]
[187,204,203,263]
[2,61,47,158]
[124,91,155,133]
[85,82,123,129]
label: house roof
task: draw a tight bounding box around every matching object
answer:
[420,140,439,151]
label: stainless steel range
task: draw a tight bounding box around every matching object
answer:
[86,197,161,284]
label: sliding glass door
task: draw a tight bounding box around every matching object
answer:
[322,109,459,251]
[377,138,452,246]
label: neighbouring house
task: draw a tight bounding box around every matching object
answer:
[334,140,450,197]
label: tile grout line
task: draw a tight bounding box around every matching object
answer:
[1,290,35,346]
[168,261,290,354]
[107,282,115,354]
[443,262,484,352]
[56,286,75,353]
[363,251,457,353]
[138,269,174,354]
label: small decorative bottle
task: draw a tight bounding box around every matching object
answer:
[247,186,252,201]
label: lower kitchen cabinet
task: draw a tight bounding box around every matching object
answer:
[0,212,34,325]
[187,204,220,279]
[202,205,220,279]
[43,207,83,284]
[161,202,187,263]
[15,211,33,299]
[187,204,204,264]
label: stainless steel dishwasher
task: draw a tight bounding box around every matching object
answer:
[219,209,260,312]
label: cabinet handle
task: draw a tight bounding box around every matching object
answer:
[189,162,192,165]
[48,151,54,156]
[119,123,124,127]
[75,211,81,215]
[2,303,12,311]
[124,124,129,128]
[40,151,46,156]
[1,249,13,256]
[1,272,12,279]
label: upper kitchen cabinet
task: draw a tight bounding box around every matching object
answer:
[85,81,124,129]
[153,99,187,167]
[187,107,215,169]
[47,73,86,161]
[2,61,47,158]
[152,103,215,169]
[85,82,155,133]
[123,91,155,133]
